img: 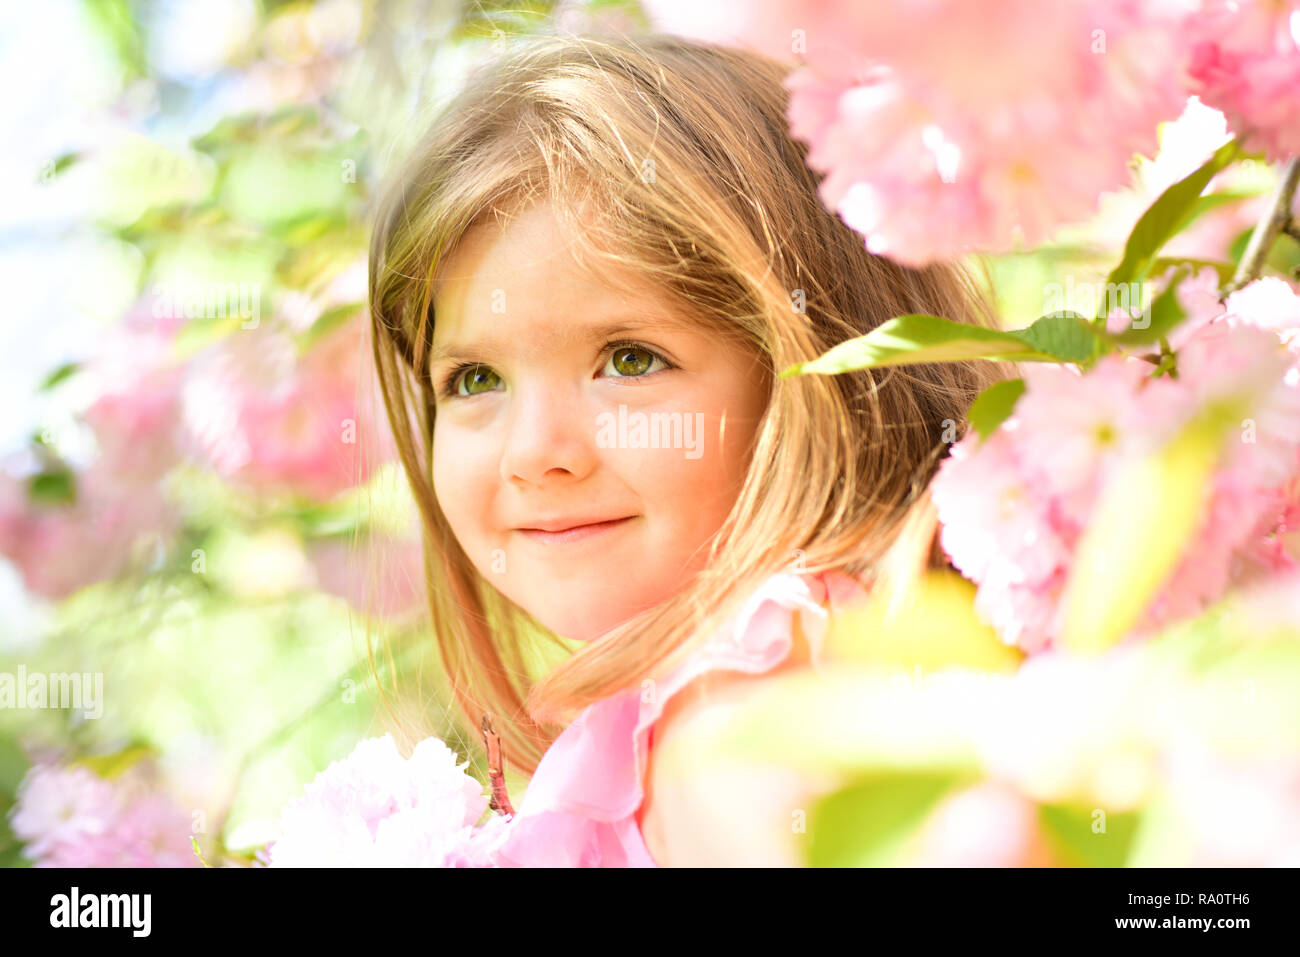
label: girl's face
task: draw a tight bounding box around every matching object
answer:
[430,200,769,642]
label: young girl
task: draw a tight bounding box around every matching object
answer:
[367,32,1007,866]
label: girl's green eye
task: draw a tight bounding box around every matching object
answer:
[440,342,669,400]
[605,345,662,377]
[457,365,502,396]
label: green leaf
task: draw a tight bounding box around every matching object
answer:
[1038,803,1142,867]
[1124,792,1195,866]
[0,736,30,796]
[1148,256,1235,287]
[779,313,1096,378]
[191,836,212,868]
[968,378,1026,440]
[81,0,148,79]
[0,740,32,866]
[808,772,968,867]
[27,470,76,506]
[297,302,364,354]
[218,145,354,230]
[1184,189,1268,230]
[1014,312,1102,363]
[38,362,80,392]
[72,743,159,781]
[36,152,80,184]
[1102,138,1240,303]
[0,820,32,869]
[1112,266,1191,348]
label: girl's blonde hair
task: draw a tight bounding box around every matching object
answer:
[368,33,1012,775]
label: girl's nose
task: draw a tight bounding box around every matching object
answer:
[498,380,598,488]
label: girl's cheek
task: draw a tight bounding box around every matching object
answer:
[434,429,497,492]
[432,427,475,509]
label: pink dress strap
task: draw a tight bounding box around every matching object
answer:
[491,568,870,867]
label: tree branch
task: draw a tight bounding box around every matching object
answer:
[1223,156,1300,295]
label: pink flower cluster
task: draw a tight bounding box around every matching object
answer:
[0,283,398,603]
[645,0,1300,267]
[9,762,201,867]
[931,271,1300,652]
[181,318,396,502]
[646,0,1192,265]
[0,310,187,600]
[1184,0,1300,164]
[265,734,513,867]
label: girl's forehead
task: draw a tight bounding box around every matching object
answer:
[433,205,673,313]
[436,193,648,277]
[432,201,590,289]
[430,266,696,368]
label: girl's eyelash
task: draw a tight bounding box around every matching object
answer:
[435,361,485,400]
[435,339,675,400]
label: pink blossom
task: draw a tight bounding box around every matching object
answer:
[9,765,117,860]
[445,811,515,868]
[182,318,395,502]
[1218,560,1300,629]
[94,792,199,868]
[82,388,183,488]
[1182,0,1300,164]
[1224,276,1300,353]
[9,763,200,867]
[638,0,809,65]
[649,0,1193,265]
[933,427,1066,586]
[266,734,507,867]
[800,0,1191,264]
[1140,318,1300,635]
[39,792,199,868]
[1132,292,1300,633]
[1178,321,1300,488]
[971,565,1070,657]
[1234,478,1300,580]
[79,307,189,488]
[0,303,191,599]
[0,466,180,600]
[932,426,1072,652]
[1016,357,1189,529]
[936,270,1300,651]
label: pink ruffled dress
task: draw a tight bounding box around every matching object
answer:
[491,568,871,867]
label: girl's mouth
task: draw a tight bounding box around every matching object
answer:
[515,515,636,545]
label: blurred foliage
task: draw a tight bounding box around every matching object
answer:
[653,584,1300,866]
[1,0,648,865]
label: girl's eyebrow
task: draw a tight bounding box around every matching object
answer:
[428,314,693,366]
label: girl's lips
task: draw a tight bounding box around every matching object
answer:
[516,516,636,545]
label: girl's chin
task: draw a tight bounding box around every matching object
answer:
[533,604,651,644]
[506,576,680,642]
[544,615,625,644]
